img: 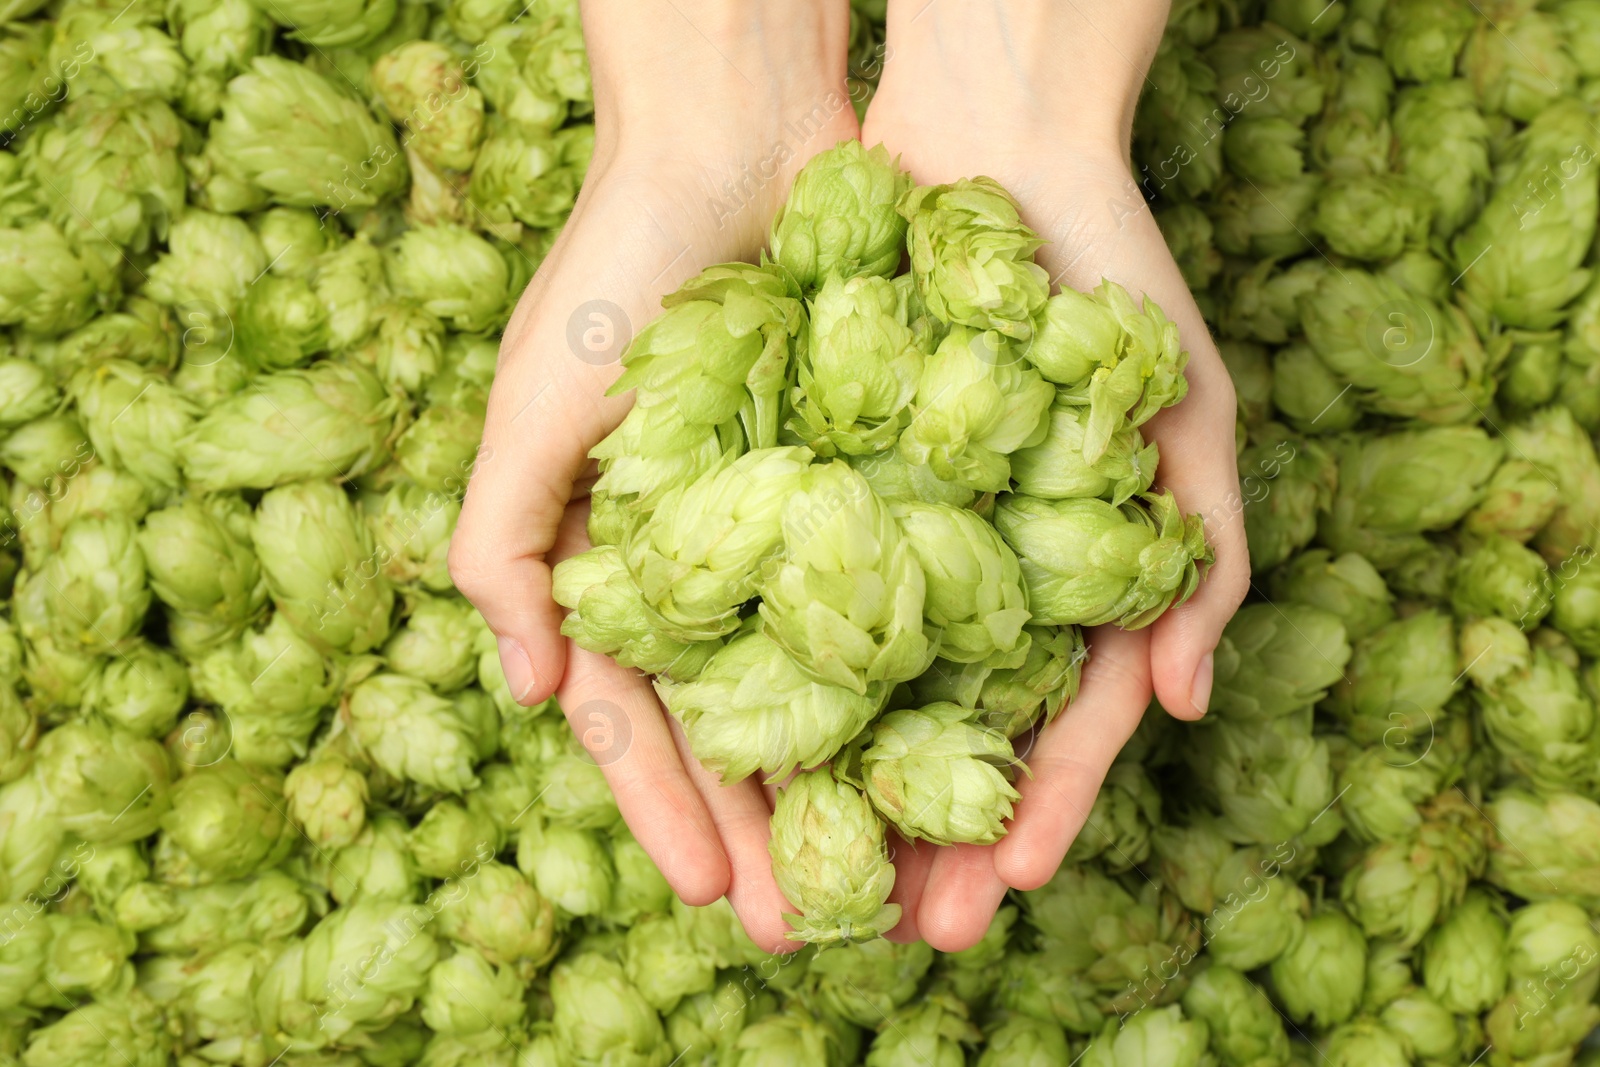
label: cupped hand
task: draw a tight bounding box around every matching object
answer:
[859,0,1250,950]
[450,0,861,951]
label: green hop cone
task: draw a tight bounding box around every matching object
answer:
[1206,24,1326,122]
[83,642,187,738]
[624,445,811,642]
[25,514,150,654]
[1158,202,1223,292]
[191,612,341,767]
[1268,907,1368,1029]
[248,0,394,46]
[994,491,1211,629]
[283,753,368,849]
[993,951,1102,1034]
[0,24,49,135]
[611,262,801,452]
[1451,534,1553,626]
[1181,964,1291,1067]
[365,483,459,592]
[1319,1019,1410,1067]
[1062,762,1161,871]
[1135,40,1225,199]
[1026,282,1189,461]
[1079,1005,1211,1067]
[1381,0,1475,82]
[1308,174,1431,262]
[251,480,395,654]
[1453,100,1600,330]
[183,362,397,490]
[661,622,882,783]
[589,401,741,514]
[1392,80,1492,239]
[1317,427,1504,569]
[895,325,1054,491]
[22,95,186,255]
[622,913,716,1014]
[1009,402,1158,506]
[365,301,445,395]
[158,759,294,882]
[1210,602,1352,720]
[757,461,931,693]
[392,398,486,493]
[787,273,924,457]
[466,122,584,240]
[515,817,614,919]
[382,592,478,692]
[33,718,170,845]
[420,945,525,1039]
[1222,115,1306,184]
[139,496,267,646]
[1240,424,1337,572]
[205,56,406,210]
[257,899,438,1050]
[1324,609,1457,745]
[1461,7,1577,120]
[900,176,1048,339]
[0,686,34,785]
[317,812,425,903]
[906,623,1085,738]
[1220,260,1326,346]
[1338,740,1450,845]
[769,767,899,945]
[167,0,273,121]
[1476,647,1600,795]
[1270,341,1360,433]
[385,224,510,332]
[866,993,980,1067]
[807,938,934,1027]
[770,141,911,291]
[1341,791,1490,946]
[0,221,110,337]
[1462,457,1563,545]
[141,208,264,325]
[1205,846,1310,971]
[1209,175,1321,260]
[725,1006,854,1067]
[550,953,669,1066]
[234,273,329,370]
[1297,268,1497,424]
[372,41,485,172]
[1420,888,1508,1014]
[1187,711,1339,847]
[606,825,673,927]
[1504,405,1600,566]
[974,1015,1070,1067]
[891,500,1030,666]
[858,702,1020,846]
[433,859,555,977]
[553,545,721,680]
[21,993,169,1067]
[0,358,59,432]
[345,673,491,793]
[71,360,197,492]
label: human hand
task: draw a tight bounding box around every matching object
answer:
[859,0,1250,949]
[450,0,862,951]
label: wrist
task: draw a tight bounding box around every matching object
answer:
[875,0,1163,159]
[582,0,854,155]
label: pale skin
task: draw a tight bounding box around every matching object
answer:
[450,0,1249,952]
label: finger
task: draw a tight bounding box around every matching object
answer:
[994,626,1152,890]
[450,182,703,706]
[883,831,934,944]
[556,646,729,905]
[671,724,799,954]
[915,842,1008,952]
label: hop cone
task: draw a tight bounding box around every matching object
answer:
[768,767,899,945]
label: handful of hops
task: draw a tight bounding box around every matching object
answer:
[553,142,1210,944]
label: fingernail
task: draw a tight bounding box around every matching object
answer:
[1189,652,1214,717]
[497,637,540,704]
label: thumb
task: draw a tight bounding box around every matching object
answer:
[450,280,636,707]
